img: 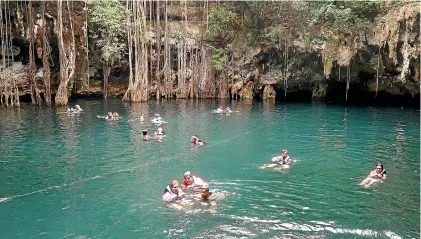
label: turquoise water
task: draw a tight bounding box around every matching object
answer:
[0,99,419,239]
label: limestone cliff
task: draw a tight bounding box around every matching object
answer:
[0,1,419,106]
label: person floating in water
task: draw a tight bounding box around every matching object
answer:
[151,114,167,124]
[142,130,151,141]
[162,180,184,203]
[181,171,207,191]
[66,104,83,114]
[196,187,212,200]
[271,149,293,165]
[260,149,295,170]
[359,163,387,188]
[194,186,221,214]
[112,112,121,120]
[213,106,223,113]
[154,127,165,136]
[191,135,205,146]
[142,129,163,142]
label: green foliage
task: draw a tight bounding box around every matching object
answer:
[89,0,128,67]
[205,43,228,71]
[310,1,379,36]
[206,6,240,43]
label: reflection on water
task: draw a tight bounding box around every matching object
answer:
[395,122,405,159]
[0,100,419,239]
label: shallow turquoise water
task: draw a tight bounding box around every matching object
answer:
[0,99,419,239]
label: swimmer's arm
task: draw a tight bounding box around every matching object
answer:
[162,193,175,203]
[194,177,207,187]
[368,170,378,178]
[381,171,387,180]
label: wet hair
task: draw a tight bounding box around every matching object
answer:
[169,180,179,188]
[201,188,212,200]
[376,163,384,170]
[142,130,148,136]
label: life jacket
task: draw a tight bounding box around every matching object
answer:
[163,185,176,195]
[282,156,290,164]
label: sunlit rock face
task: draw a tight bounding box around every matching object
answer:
[1,1,419,106]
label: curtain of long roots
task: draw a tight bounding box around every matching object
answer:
[0,1,20,106]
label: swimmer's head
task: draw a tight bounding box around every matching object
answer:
[142,130,148,136]
[376,163,384,173]
[200,187,212,200]
[281,149,288,158]
[75,105,82,111]
[183,171,194,184]
[169,180,180,194]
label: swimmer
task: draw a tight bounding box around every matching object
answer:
[271,149,293,165]
[151,114,167,124]
[181,171,207,191]
[139,114,144,122]
[142,129,162,142]
[195,187,212,200]
[66,104,83,114]
[97,112,114,120]
[105,112,114,120]
[74,105,83,112]
[215,106,223,113]
[162,180,185,203]
[225,107,233,114]
[359,163,387,188]
[142,130,151,141]
[112,112,121,120]
[260,149,295,170]
[194,186,221,214]
[191,135,205,146]
[154,127,165,136]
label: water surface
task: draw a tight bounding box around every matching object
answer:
[0,99,419,238]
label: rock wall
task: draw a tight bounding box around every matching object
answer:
[0,1,419,107]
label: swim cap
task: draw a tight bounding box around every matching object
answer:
[184,171,192,177]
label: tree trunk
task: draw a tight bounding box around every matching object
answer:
[103,65,111,99]
[42,1,52,105]
[28,2,41,105]
[55,0,76,106]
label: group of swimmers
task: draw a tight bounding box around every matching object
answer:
[142,127,165,141]
[97,112,121,121]
[163,171,211,203]
[65,105,83,115]
[214,106,233,114]
[263,149,387,187]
